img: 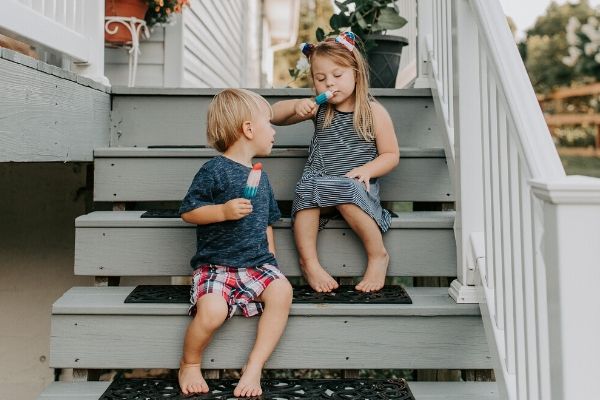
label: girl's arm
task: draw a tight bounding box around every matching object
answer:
[181,198,252,225]
[267,225,276,256]
[271,98,317,126]
[345,102,400,190]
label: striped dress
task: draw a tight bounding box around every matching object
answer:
[291,105,392,232]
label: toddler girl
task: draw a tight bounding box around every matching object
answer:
[272,32,399,293]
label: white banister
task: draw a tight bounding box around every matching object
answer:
[1,0,107,84]
[420,0,600,398]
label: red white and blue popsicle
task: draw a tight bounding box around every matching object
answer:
[315,90,333,105]
[242,163,262,199]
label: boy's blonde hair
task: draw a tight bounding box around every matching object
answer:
[309,38,375,141]
[206,88,272,152]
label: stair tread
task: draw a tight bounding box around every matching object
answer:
[52,286,479,316]
[94,146,445,158]
[110,87,433,97]
[75,211,455,229]
[37,381,498,400]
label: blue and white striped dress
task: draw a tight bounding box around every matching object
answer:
[291,105,392,232]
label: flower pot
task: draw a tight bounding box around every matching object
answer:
[365,34,409,88]
[105,0,149,44]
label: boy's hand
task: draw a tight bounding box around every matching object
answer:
[294,99,318,118]
[223,198,253,220]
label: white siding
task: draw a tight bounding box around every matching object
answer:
[104,0,261,88]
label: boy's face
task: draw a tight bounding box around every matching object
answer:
[251,102,276,156]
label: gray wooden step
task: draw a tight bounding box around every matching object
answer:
[93,147,453,202]
[74,211,456,277]
[38,381,499,399]
[110,88,442,148]
[49,287,490,370]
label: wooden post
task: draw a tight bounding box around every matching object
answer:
[530,176,600,398]
[448,0,484,303]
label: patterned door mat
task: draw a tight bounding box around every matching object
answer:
[124,285,412,304]
[99,377,415,399]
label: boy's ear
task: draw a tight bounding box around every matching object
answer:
[241,120,254,139]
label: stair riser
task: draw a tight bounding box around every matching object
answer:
[94,156,452,202]
[75,226,456,277]
[50,314,491,369]
[111,95,442,148]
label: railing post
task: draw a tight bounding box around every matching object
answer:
[531,176,600,399]
[413,0,432,88]
[448,0,484,303]
[72,0,109,85]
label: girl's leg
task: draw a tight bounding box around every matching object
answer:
[234,279,293,397]
[294,208,339,292]
[336,203,389,292]
[179,293,228,395]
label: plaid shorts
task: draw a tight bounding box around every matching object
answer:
[189,263,285,319]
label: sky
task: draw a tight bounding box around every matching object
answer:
[499,0,600,39]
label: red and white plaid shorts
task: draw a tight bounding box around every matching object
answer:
[189,263,285,319]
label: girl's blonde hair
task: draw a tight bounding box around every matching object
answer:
[206,88,272,152]
[309,38,375,141]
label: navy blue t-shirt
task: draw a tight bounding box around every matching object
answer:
[179,156,281,270]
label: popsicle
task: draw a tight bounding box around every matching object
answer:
[315,90,333,105]
[242,163,262,199]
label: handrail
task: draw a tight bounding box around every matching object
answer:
[1,0,106,83]
[420,0,600,399]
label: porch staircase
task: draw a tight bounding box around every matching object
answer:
[38,88,498,399]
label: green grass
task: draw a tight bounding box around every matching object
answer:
[559,155,600,177]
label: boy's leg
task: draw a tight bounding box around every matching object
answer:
[336,203,389,292]
[294,208,339,292]
[234,279,293,397]
[179,293,228,395]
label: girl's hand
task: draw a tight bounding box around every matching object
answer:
[345,168,372,192]
[223,198,253,220]
[294,99,318,118]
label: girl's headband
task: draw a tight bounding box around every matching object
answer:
[299,32,358,58]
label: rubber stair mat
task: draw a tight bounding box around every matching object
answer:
[140,209,398,218]
[99,377,415,399]
[124,285,412,304]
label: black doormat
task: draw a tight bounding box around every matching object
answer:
[99,377,415,399]
[140,209,398,219]
[124,285,411,305]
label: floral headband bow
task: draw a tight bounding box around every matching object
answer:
[299,31,358,58]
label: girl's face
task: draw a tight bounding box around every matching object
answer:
[311,55,356,110]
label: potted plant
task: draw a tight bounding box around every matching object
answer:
[318,0,409,88]
[105,0,188,44]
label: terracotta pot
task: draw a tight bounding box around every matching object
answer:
[105,0,149,44]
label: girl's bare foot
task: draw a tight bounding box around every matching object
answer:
[300,259,339,292]
[178,360,209,396]
[234,363,263,397]
[355,252,389,292]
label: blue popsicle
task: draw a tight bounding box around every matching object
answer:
[315,90,333,105]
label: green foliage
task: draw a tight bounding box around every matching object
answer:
[318,0,407,50]
[520,0,597,92]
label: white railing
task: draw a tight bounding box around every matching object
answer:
[0,0,107,84]
[419,0,600,399]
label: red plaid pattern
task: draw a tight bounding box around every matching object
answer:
[189,263,285,318]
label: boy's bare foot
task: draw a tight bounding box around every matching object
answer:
[234,363,263,397]
[355,252,389,293]
[300,259,339,292]
[178,360,209,396]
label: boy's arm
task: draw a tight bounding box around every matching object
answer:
[271,98,317,126]
[181,198,252,225]
[267,225,276,256]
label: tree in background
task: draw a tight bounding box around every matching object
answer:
[273,0,334,88]
[520,0,597,93]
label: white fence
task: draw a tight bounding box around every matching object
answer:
[418,0,600,399]
[0,0,106,83]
